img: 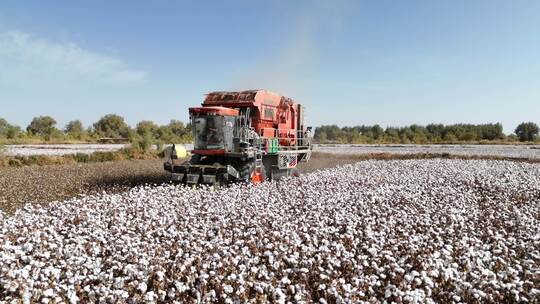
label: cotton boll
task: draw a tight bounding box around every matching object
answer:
[137,282,148,293]
[144,291,157,303]
[67,290,79,304]
[223,285,233,294]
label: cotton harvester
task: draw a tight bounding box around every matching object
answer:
[164,90,312,186]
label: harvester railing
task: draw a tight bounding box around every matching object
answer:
[258,128,312,152]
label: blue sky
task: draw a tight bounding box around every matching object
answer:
[0,1,539,133]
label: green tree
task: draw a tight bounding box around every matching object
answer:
[0,118,11,137]
[168,120,188,137]
[479,123,504,140]
[0,118,21,139]
[64,120,85,139]
[383,127,399,144]
[371,125,384,140]
[136,120,159,137]
[27,116,58,138]
[156,125,174,141]
[93,114,130,138]
[6,126,21,139]
[325,125,342,141]
[426,124,444,142]
[385,127,399,137]
[515,122,539,142]
[314,130,327,142]
[399,127,414,143]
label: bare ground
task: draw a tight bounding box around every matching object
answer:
[1,152,538,214]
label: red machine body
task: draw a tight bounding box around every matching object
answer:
[165,90,311,186]
[200,90,303,146]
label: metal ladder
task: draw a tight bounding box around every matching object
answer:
[254,140,263,170]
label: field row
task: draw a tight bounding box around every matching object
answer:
[2,144,127,156]
[313,144,540,159]
[3,144,540,160]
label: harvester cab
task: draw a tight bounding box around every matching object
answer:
[164,90,311,186]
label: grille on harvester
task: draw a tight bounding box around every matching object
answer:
[289,157,297,168]
[278,154,297,169]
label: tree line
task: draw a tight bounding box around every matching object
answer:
[314,122,540,144]
[2,116,539,146]
[0,115,192,147]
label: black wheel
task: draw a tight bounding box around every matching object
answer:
[259,165,267,182]
[238,161,253,182]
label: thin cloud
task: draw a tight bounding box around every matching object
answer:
[0,30,146,86]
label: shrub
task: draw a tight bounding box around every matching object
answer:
[8,158,23,167]
[0,119,22,139]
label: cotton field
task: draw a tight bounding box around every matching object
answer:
[1,159,539,303]
[2,144,127,156]
[4,143,540,159]
[313,144,540,160]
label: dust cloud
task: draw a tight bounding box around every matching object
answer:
[229,0,352,96]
